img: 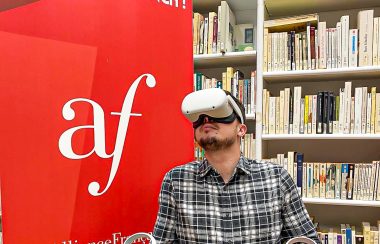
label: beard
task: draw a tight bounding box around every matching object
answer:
[197,135,235,152]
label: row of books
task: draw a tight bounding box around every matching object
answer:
[193,1,254,55]
[194,134,255,161]
[316,221,380,244]
[194,69,257,115]
[262,83,380,135]
[266,152,380,201]
[263,10,380,72]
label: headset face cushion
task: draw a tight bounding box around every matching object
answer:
[192,113,238,128]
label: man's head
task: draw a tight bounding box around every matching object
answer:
[181,88,247,151]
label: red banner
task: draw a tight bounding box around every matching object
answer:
[0,0,193,243]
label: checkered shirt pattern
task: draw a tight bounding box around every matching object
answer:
[153,156,321,244]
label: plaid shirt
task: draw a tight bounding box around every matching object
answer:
[153,156,321,244]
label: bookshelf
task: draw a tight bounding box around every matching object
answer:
[259,0,380,232]
[302,198,380,207]
[194,50,256,68]
[193,0,258,126]
[264,66,380,83]
[192,0,380,236]
[262,134,380,140]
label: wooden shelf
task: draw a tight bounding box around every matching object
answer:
[265,0,380,18]
[263,66,380,83]
[193,0,257,13]
[303,198,380,207]
[261,134,380,140]
[194,51,256,69]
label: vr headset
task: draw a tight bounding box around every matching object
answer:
[181,88,244,128]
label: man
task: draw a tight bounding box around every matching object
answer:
[153,88,320,243]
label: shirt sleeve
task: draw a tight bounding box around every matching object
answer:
[279,168,321,244]
[153,172,178,243]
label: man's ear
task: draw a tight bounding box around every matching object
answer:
[237,124,247,137]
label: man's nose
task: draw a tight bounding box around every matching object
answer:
[203,116,210,124]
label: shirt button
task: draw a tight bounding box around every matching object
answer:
[225,213,230,218]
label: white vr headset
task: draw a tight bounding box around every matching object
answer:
[181,88,244,128]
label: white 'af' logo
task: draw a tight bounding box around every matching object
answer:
[58,73,156,196]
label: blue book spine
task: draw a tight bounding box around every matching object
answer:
[296,153,304,195]
[346,228,352,244]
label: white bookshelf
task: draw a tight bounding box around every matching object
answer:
[262,134,380,140]
[263,66,380,83]
[258,0,380,230]
[193,0,258,121]
[194,50,256,69]
[303,198,380,207]
[265,0,380,18]
[193,0,380,233]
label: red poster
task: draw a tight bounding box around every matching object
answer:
[0,0,193,243]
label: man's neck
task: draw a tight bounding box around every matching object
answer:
[205,144,241,184]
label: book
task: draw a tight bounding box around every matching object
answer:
[349,29,358,67]
[296,153,304,195]
[341,164,349,199]
[358,10,374,66]
[341,15,350,68]
[208,12,217,54]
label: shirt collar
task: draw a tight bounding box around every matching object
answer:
[198,154,251,178]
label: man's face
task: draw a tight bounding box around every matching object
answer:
[194,116,242,152]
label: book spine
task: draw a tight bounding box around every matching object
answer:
[293,86,302,134]
[289,90,293,134]
[317,91,324,134]
[335,164,342,199]
[362,87,368,133]
[327,28,332,69]
[341,15,350,68]
[311,26,316,69]
[371,87,376,133]
[366,93,372,133]
[279,90,285,134]
[344,82,352,134]
[264,28,269,72]
[354,87,362,134]
[320,162,326,198]
[341,163,349,200]
[323,91,329,134]
[212,15,218,53]
[349,29,358,67]
[376,93,380,133]
[203,17,209,54]
[307,24,311,69]
[339,88,345,133]
[296,153,304,195]
[358,10,374,66]
[291,31,296,70]
[337,22,342,68]
[284,88,290,134]
[347,164,355,199]
[300,98,305,134]
[312,95,317,134]
[313,163,320,198]
[328,92,334,134]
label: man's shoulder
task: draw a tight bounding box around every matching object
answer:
[165,161,201,179]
